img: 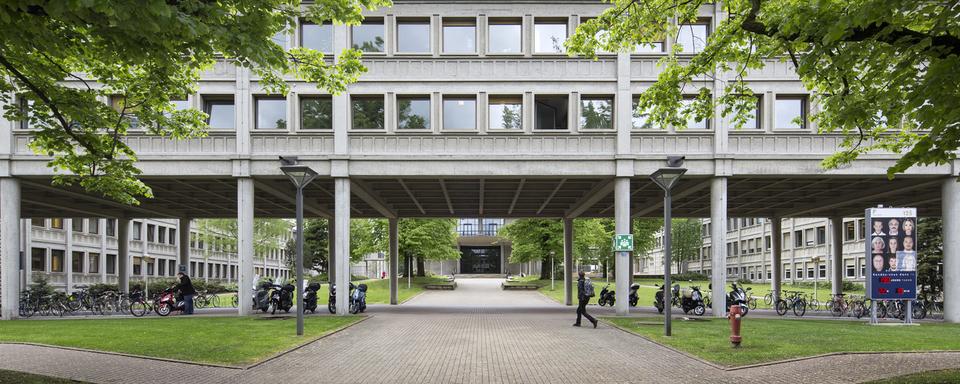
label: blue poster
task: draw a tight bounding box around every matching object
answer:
[866,208,918,300]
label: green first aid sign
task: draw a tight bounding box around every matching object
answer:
[613,234,633,252]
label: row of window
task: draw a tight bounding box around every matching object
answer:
[31,218,178,245]
[28,247,274,279]
[285,17,709,55]
[173,93,809,132]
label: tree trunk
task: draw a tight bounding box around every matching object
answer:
[416,257,426,277]
[602,259,608,278]
[540,255,550,280]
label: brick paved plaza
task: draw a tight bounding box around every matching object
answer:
[1,279,958,384]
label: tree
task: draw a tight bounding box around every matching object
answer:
[284,219,330,274]
[500,218,625,279]
[669,219,703,274]
[398,219,459,276]
[567,0,960,177]
[917,218,943,294]
[0,0,389,204]
[197,218,292,269]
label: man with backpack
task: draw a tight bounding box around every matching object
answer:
[574,271,598,328]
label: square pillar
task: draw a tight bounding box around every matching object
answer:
[237,178,255,315]
[178,218,191,274]
[614,177,631,315]
[563,218,574,306]
[770,217,782,304]
[0,178,21,319]
[830,216,843,296]
[118,218,131,293]
[943,178,960,323]
[389,218,399,305]
[327,218,336,284]
[65,218,73,293]
[334,178,351,315]
[710,177,728,317]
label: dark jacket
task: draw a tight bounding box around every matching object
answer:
[577,278,586,300]
[178,275,197,296]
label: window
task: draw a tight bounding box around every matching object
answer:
[204,97,235,129]
[17,97,34,130]
[797,267,803,279]
[89,219,99,234]
[107,219,116,237]
[71,218,83,232]
[807,267,815,279]
[30,218,44,227]
[271,30,287,48]
[158,227,167,244]
[816,226,826,245]
[301,22,333,52]
[535,95,568,130]
[534,21,567,53]
[784,268,791,279]
[443,96,476,130]
[300,96,332,129]
[51,250,64,272]
[775,96,806,129]
[110,96,140,129]
[794,230,803,248]
[397,19,430,53]
[132,221,142,240]
[844,221,855,241]
[72,251,84,273]
[676,23,708,54]
[631,97,656,129]
[133,256,142,275]
[635,42,664,53]
[805,228,815,246]
[147,224,156,242]
[740,95,761,129]
[107,254,117,274]
[580,96,613,129]
[681,97,709,129]
[169,260,177,276]
[488,96,522,130]
[31,248,45,271]
[147,260,154,276]
[351,96,385,129]
[89,253,100,274]
[488,19,521,53]
[443,19,476,53]
[352,21,384,52]
[158,258,166,276]
[765,235,771,250]
[51,218,63,229]
[256,97,287,129]
[819,264,827,278]
[169,98,190,113]
[397,96,431,129]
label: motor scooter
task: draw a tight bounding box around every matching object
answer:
[628,283,640,307]
[304,283,321,313]
[349,283,368,314]
[328,282,356,314]
[597,284,615,306]
[726,283,751,316]
[154,286,185,316]
[679,285,706,316]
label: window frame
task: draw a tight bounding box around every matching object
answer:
[351,19,386,54]
[487,95,523,130]
[774,95,808,130]
[680,96,711,130]
[397,95,432,130]
[299,20,334,53]
[350,95,386,130]
[675,21,710,55]
[533,19,568,54]
[441,18,478,54]
[299,95,333,130]
[396,18,432,54]
[534,94,570,131]
[487,18,522,55]
[202,96,236,130]
[442,95,478,131]
[254,96,288,130]
[579,95,615,130]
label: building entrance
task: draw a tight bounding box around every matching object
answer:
[459,246,501,274]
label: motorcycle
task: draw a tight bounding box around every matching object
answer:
[154,286,185,316]
[597,284,615,306]
[350,283,368,314]
[254,279,274,313]
[271,282,295,315]
[654,284,682,313]
[304,283,321,313]
[679,285,706,316]
[726,283,751,316]
[328,282,356,314]
[628,283,640,307]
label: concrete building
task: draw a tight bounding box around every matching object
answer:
[23,218,290,292]
[0,1,956,321]
[639,218,870,286]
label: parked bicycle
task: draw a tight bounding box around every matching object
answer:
[775,290,806,317]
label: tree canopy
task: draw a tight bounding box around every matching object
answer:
[567,0,960,176]
[0,0,390,204]
[196,218,292,260]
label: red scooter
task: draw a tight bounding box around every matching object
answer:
[154,286,185,316]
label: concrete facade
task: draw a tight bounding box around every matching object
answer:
[0,1,956,320]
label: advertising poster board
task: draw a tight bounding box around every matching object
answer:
[865,207,918,301]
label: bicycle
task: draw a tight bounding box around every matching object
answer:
[828,293,848,317]
[775,290,806,317]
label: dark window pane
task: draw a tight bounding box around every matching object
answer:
[107,254,116,274]
[398,97,431,129]
[580,97,613,129]
[72,251,84,273]
[301,97,332,129]
[351,97,385,129]
[89,253,100,274]
[535,95,568,129]
[31,248,45,271]
[51,250,64,272]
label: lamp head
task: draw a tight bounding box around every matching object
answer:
[650,167,687,191]
[280,164,318,188]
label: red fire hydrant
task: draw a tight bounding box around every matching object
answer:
[728,304,743,347]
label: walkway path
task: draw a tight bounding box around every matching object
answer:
[1,278,957,383]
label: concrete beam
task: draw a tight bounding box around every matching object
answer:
[565,179,613,219]
[439,179,455,215]
[351,180,398,219]
[777,179,943,217]
[254,181,332,218]
[22,180,178,218]
[632,180,711,217]
[397,179,426,215]
[508,178,525,215]
[537,179,567,215]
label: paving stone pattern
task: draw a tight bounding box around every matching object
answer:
[1,279,957,384]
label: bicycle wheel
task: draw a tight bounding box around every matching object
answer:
[231,295,239,308]
[830,301,843,317]
[809,298,820,312]
[195,295,208,309]
[793,299,806,317]
[130,300,148,317]
[763,293,773,306]
[775,300,787,316]
[208,294,220,308]
[913,302,926,320]
[749,298,757,310]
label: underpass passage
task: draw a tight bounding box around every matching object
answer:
[402,278,559,309]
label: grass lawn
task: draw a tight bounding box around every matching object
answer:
[0,369,85,384]
[0,316,362,366]
[867,369,960,384]
[604,316,960,366]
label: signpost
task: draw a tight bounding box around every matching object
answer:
[613,234,634,252]
[865,207,918,324]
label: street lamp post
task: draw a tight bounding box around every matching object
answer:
[280,158,318,336]
[550,251,556,291]
[650,161,687,337]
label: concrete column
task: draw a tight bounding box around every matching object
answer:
[614,177,630,315]
[65,218,73,293]
[830,216,843,296]
[99,219,107,283]
[334,178,351,315]
[327,218,336,284]
[237,178,255,315]
[770,217,782,303]
[943,178,960,323]
[178,218,190,274]
[389,218,399,305]
[563,218,574,306]
[0,178,21,319]
[710,177,728,318]
[23,219,31,288]
[118,218,130,293]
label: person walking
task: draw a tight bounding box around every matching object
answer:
[575,271,598,328]
[176,272,197,315]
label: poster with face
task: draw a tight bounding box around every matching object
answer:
[865,207,917,300]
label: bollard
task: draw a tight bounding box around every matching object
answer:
[728,304,742,347]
